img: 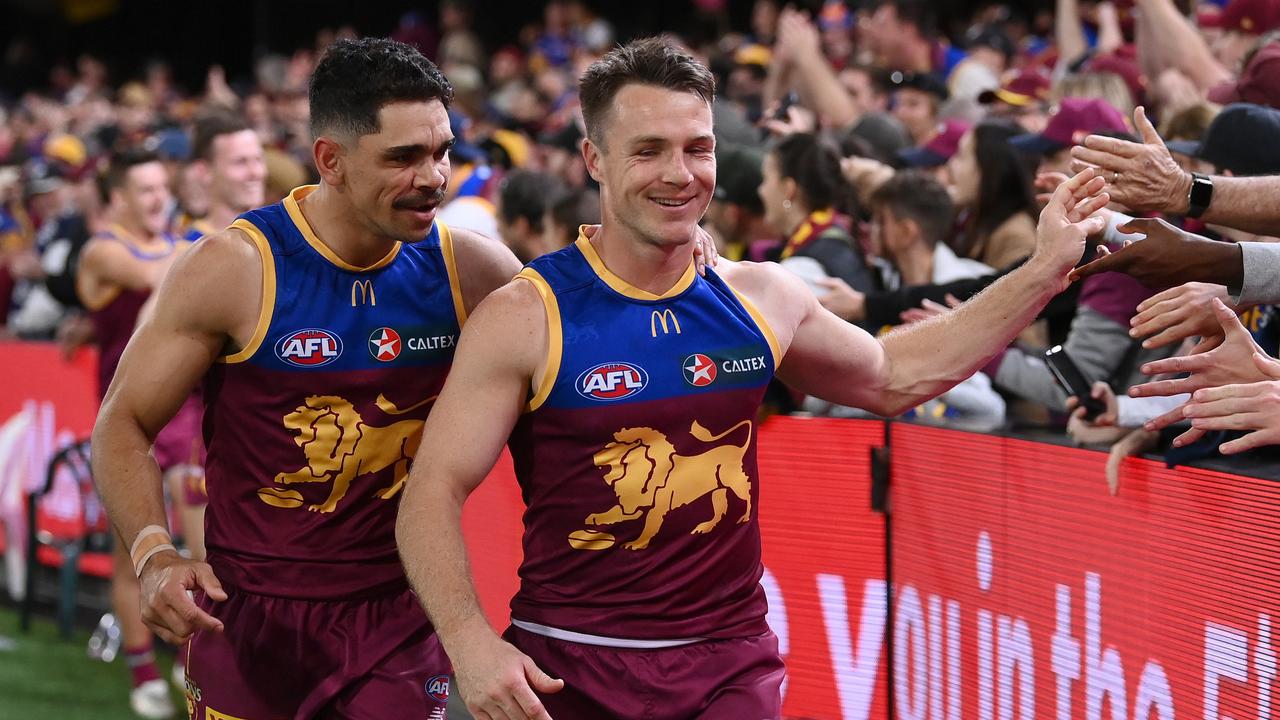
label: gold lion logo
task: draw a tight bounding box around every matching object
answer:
[573,419,753,551]
[257,393,434,513]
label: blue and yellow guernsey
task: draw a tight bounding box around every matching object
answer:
[202,185,466,600]
[508,229,781,640]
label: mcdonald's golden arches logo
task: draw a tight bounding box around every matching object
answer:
[351,279,376,307]
[650,309,681,337]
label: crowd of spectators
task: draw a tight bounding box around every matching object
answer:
[5,0,1280,485]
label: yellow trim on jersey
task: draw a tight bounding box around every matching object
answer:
[729,287,781,369]
[219,220,277,364]
[438,221,469,327]
[517,267,562,413]
[283,185,402,272]
[574,228,695,301]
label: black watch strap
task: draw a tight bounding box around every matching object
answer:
[1187,172,1213,219]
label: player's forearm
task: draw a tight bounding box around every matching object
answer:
[91,403,170,547]
[879,258,1061,413]
[396,480,493,654]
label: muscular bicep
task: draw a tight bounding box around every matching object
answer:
[776,301,890,410]
[411,282,543,501]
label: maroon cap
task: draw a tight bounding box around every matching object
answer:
[897,119,972,167]
[978,69,1052,107]
[1216,0,1280,34]
[1010,97,1130,154]
[1209,42,1280,107]
[1085,46,1146,104]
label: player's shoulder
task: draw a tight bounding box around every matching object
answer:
[717,258,811,302]
[180,225,262,270]
[443,224,522,312]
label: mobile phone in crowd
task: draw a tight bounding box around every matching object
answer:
[1045,345,1106,421]
[774,92,798,121]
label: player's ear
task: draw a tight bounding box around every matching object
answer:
[313,135,346,187]
[582,137,604,184]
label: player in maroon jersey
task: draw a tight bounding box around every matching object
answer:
[397,37,1111,720]
[77,149,197,718]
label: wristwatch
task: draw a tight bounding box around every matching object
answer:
[1186,172,1213,219]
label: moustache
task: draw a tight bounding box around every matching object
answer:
[393,189,446,210]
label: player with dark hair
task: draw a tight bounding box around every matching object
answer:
[397,37,1109,719]
[78,149,197,718]
[90,37,522,718]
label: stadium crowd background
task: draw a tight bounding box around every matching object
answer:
[5,0,1280,476]
[2,0,1280,717]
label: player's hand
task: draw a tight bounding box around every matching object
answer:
[1069,106,1190,214]
[138,552,227,645]
[1133,299,1278,450]
[1033,171,1069,206]
[1068,217,1236,288]
[452,629,563,720]
[815,277,865,322]
[1181,369,1280,455]
[1033,167,1110,290]
[1130,282,1233,349]
[692,224,719,277]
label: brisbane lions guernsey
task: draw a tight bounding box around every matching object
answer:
[508,231,780,640]
[202,185,465,599]
[84,228,183,398]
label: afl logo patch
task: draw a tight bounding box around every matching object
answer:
[576,362,648,401]
[369,327,402,361]
[682,354,717,387]
[275,329,342,367]
[425,674,450,701]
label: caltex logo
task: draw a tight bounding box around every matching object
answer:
[682,354,717,387]
[369,327,402,361]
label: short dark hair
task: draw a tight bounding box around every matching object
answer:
[192,112,252,162]
[499,169,558,230]
[98,148,161,203]
[547,186,601,246]
[870,170,954,247]
[578,37,716,147]
[309,37,453,139]
[770,132,848,213]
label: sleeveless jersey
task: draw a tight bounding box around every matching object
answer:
[508,232,780,640]
[84,228,181,398]
[202,185,466,599]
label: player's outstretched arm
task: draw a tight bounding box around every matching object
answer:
[761,169,1109,415]
[91,229,260,643]
[397,280,563,720]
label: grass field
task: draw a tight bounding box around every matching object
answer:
[0,606,184,720]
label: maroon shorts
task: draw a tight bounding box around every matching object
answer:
[154,394,207,504]
[504,625,785,720]
[186,585,451,720]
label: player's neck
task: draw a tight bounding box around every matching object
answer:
[590,222,693,296]
[297,184,397,268]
